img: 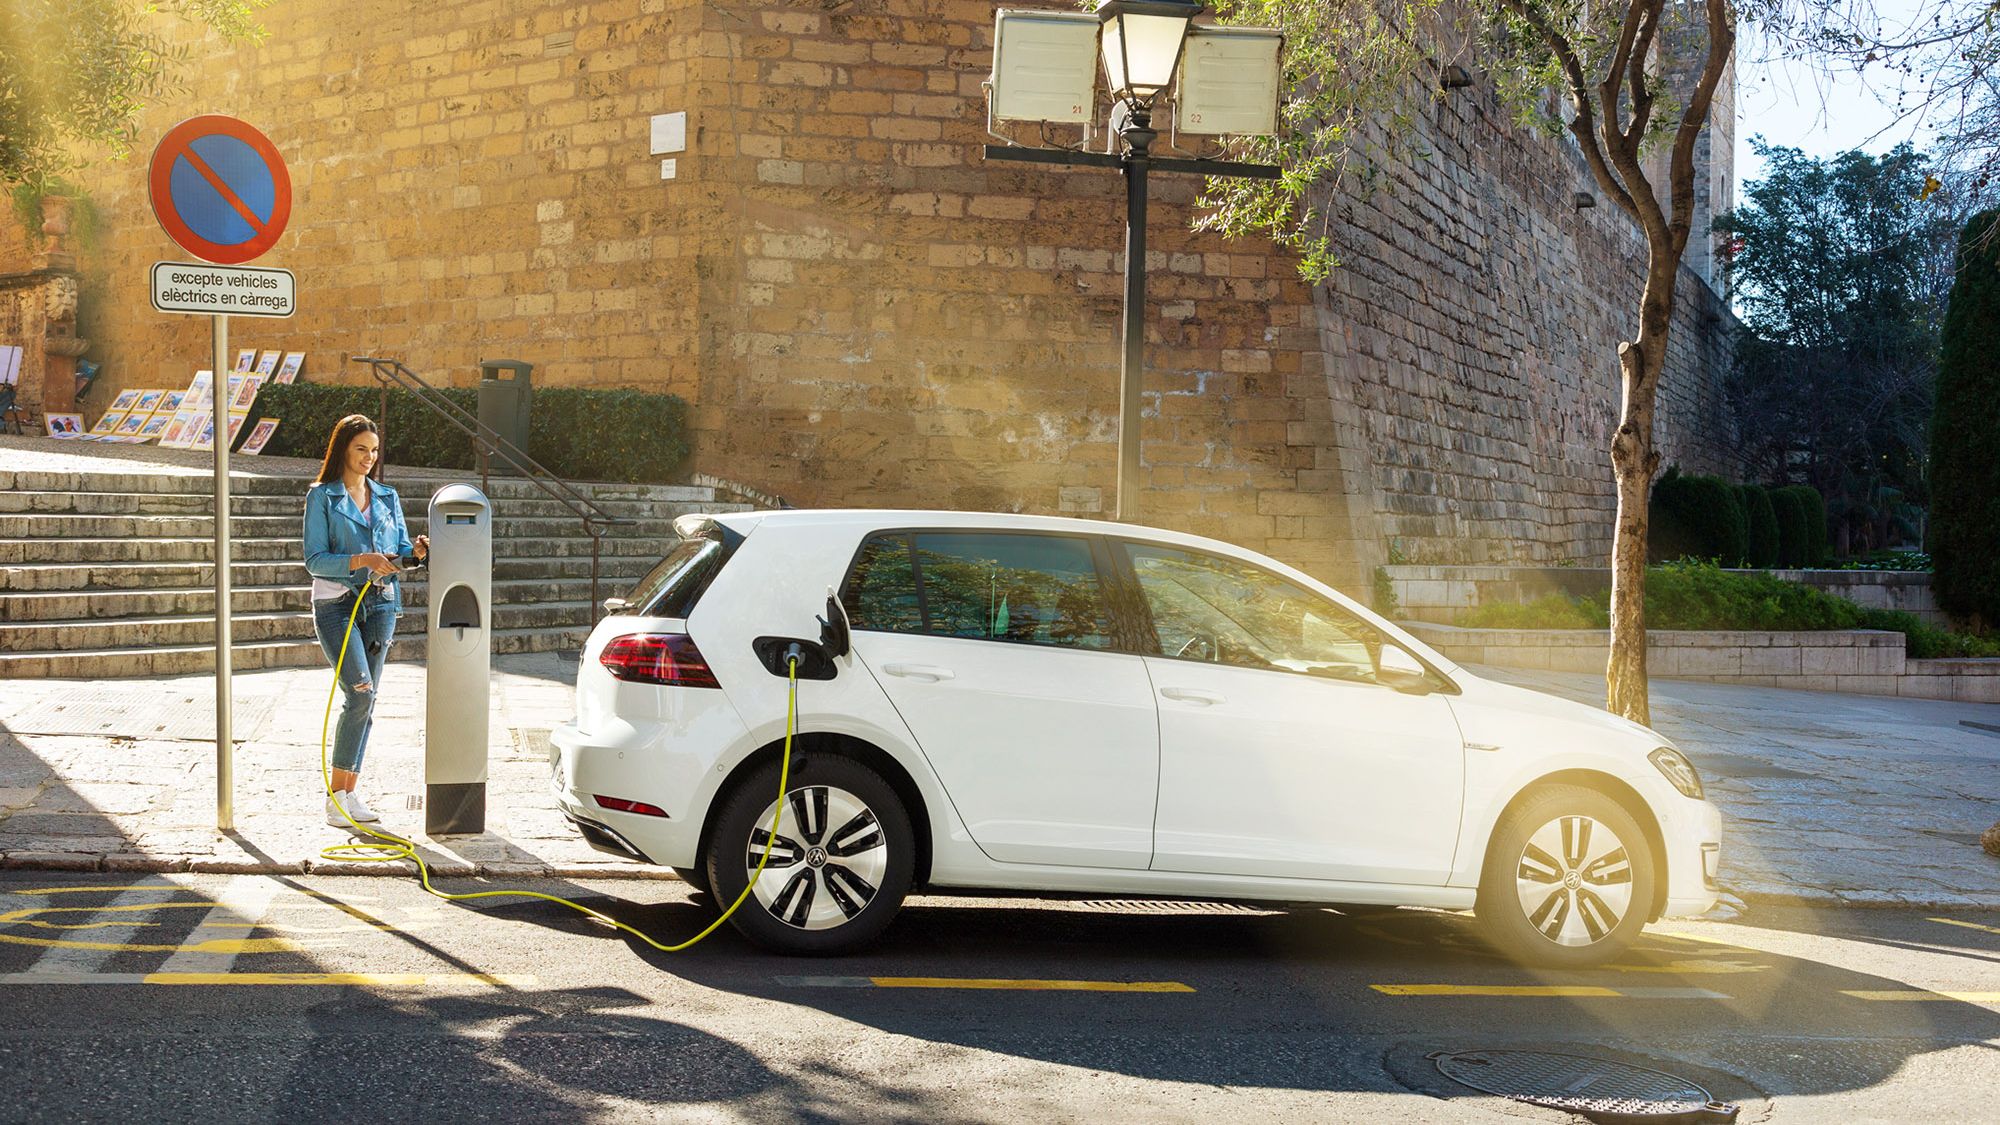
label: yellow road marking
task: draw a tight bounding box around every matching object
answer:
[1849,989,2000,1002]
[0,932,301,954]
[870,977,1195,992]
[1372,984,1621,997]
[142,972,535,988]
[1929,917,2000,938]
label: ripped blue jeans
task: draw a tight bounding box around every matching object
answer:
[313,590,398,773]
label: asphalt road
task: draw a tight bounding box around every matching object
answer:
[1,871,1996,1123]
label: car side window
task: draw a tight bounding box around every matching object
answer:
[1122,543,1383,683]
[843,535,924,634]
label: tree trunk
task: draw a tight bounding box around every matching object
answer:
[1606,264,1675,724]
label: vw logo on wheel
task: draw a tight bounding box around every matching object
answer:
[806,846,828,868]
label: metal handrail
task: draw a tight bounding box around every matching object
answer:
[349,355,636,624]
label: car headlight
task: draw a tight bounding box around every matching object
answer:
[1648,746,1704,799]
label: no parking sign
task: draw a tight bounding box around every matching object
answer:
[148,115,292,266]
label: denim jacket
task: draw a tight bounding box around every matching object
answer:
[303,478,416,610]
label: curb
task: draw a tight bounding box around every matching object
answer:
[1729,885,2000,911]
[0,852,684,881]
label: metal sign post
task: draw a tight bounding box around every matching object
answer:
[147,116,294,831]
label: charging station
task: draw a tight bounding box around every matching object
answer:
[426,483,491,834]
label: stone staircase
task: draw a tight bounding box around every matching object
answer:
[0,468,754,678]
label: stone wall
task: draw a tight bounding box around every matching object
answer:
[28,0,1739,596]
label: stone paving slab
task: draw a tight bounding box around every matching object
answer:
[1469,664,2000,908]
[2,647,1997,909]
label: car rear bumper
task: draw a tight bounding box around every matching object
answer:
[550,708,743,870]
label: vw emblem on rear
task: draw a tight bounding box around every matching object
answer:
[806,846,828,868]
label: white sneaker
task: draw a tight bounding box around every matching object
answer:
[325,791,382,827]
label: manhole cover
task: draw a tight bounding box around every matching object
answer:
[1432,1049,1738,1123]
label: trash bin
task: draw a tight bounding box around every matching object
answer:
[477,358,532,472]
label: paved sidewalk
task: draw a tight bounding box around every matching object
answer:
[3,654,1997,907]
[0,652,651,879]
[1471,665,2000,908]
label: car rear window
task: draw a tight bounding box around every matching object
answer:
[843,531,1113,650]
[623,536,728,618]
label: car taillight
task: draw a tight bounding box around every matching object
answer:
[598,633,721,688]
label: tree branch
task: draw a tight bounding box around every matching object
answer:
[1666,0,1737,257]
[1497,0,1644,221]
[1623,0,1667,147]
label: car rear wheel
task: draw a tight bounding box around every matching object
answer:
[1476,784,1654,967]
[707,754,914,954]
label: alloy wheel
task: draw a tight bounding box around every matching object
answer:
[746,784,890,931]
[1514,814,1634,947]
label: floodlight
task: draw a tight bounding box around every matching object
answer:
[1175,25,1282,136]
[990,10,1102,124]
[1098,0,1203,104]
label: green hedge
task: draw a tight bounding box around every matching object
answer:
[1458,561,2000,657]
[1650,468,1747,565]
[247,383,690,484]
[1768,487,1807,567]
[1930,209,2000,627]
[1742,485,1780,568]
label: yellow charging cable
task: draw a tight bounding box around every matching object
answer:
[319,576,795,952]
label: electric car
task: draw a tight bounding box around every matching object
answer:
[551,510,1721,965]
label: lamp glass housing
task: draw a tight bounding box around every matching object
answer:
[1099,1,1202,101]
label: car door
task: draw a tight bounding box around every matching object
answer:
[1119,541,1466,885]
[841,530,1159,870]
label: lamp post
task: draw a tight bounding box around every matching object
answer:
[985,5,1281,523]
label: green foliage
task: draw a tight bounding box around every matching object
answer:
[1928,209,2000,627]
[1371,565,1400,617]
[1835,550,1930,572]
[1742,485,1780,568]
[1461,593,1608,630]
[1767,486,1807,567]
[1649,467,1747,565]
[1717,142,1952,554]
[1461,561,1999,656]
[0,0,268,188]
[249,383,691,485]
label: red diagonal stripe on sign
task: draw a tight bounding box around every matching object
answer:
[176,143,268,236]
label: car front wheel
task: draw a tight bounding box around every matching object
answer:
[707,755,914,954]
[1476,784,1654,967]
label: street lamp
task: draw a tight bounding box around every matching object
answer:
[986,7,1282,523]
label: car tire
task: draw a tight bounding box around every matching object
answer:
[1475,784,1655,968]
[706,754,915,955]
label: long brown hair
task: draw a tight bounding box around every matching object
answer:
[315,414,380,484]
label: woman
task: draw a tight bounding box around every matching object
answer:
[303,415,428,827]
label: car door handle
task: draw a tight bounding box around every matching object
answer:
[1159,687,1225,705]
[881,662,955,682]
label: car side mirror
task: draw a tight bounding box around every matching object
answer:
[1377,645,1433,695]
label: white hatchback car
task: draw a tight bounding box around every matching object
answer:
[551,510,1721,965]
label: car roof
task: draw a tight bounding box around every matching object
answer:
[714,508,1245,555]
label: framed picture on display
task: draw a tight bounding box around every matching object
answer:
[240,417,281,455]
[234,348,258,373]
[231,374,264,411]
[276,352,305,383]
[92,411,126,434]
[160,415,191,447]
[254,350,280,376]
[133,389,165,415]
[161,390,186,413]
[187,413,216,452]
[138,413,172,440]
[109,390,141,412]
[45,413,85,437]
[226,411,248,447]
[185,371,214,411]
[116,412,149,435]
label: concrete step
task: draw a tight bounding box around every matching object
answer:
[1,534,682,565]
[0,488,751,521]
[0,554,660,592]
[0,599,598,652]
[0,511,690,541]
[0,626,590,679]
[1,576,631,621]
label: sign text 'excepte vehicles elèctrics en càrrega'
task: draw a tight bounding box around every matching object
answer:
[149,261,296,318]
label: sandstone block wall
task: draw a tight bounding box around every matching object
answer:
[20,0,1739,596]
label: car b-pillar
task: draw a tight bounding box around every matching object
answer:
[426,484,492,834]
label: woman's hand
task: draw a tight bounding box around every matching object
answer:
[352,552,400,577]
[413,535,429,562]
